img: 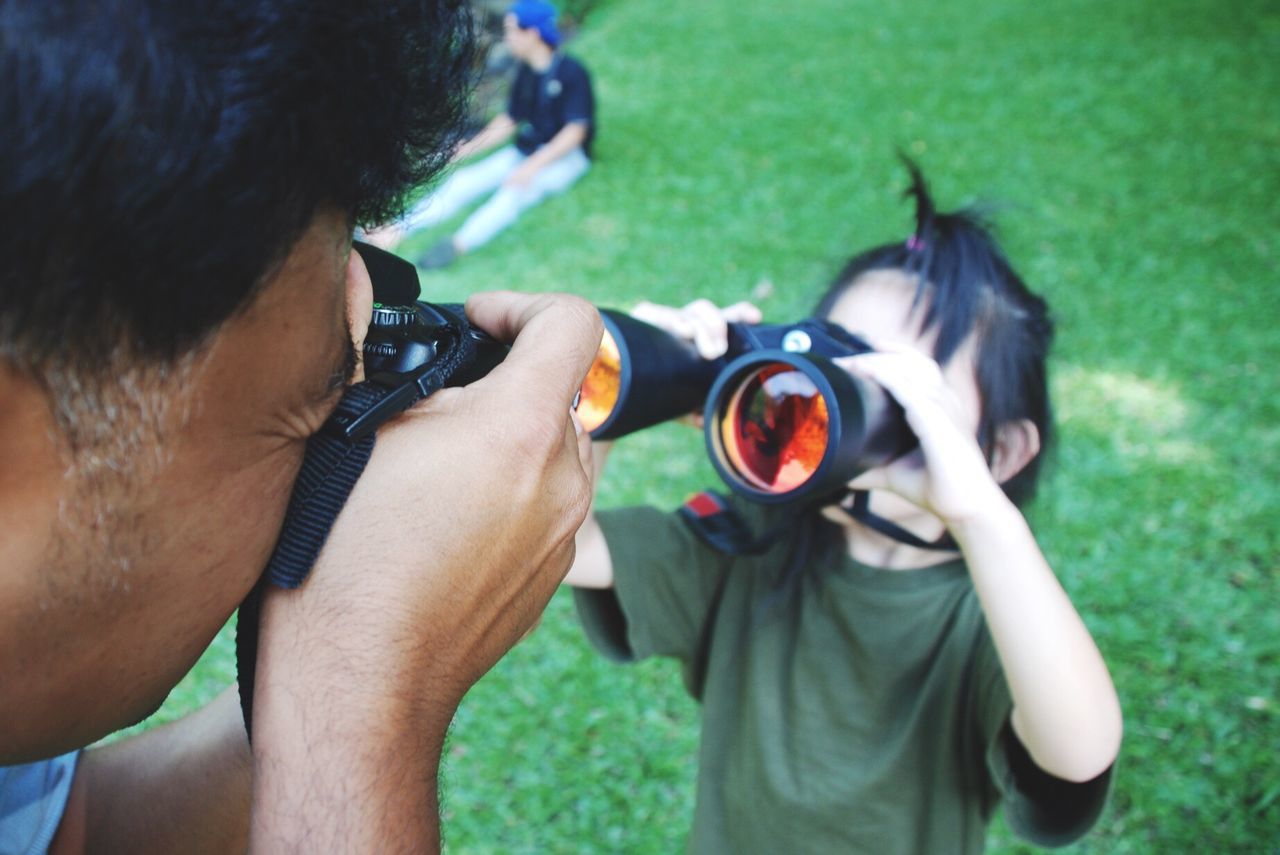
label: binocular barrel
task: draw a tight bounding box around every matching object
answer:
[578,310,728,440]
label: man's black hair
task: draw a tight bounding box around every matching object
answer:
[1,0,477,374]
[814,160,1055,506]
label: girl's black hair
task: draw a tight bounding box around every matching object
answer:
[814,159,1055,506]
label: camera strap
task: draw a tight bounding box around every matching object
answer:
[234,327,476,738]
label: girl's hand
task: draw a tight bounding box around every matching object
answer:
[630,299,762,360]
[627,298,762,429]
[837,345,1008,525]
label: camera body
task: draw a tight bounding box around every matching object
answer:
[362,301,506,388]
[322,300,507,442]
[320,242,508,443]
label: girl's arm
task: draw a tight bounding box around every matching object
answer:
[951,497,1122,782]
[846,348,1122,783]
[564,439,616,589]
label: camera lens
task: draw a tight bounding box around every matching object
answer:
[717,362,830,493]
[577,328,622,433]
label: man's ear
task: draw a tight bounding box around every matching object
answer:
[990,418,1041,485]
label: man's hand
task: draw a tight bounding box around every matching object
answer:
[249,290,601,852]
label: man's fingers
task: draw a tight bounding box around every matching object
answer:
[464,291,603,410]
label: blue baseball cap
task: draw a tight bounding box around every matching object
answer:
[510,0,561,47]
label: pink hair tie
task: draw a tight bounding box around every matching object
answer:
[906,235,925,251]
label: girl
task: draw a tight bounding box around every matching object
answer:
[566,164,1122,854]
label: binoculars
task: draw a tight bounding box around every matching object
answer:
[578,311,917,504]
[351,241,913,506]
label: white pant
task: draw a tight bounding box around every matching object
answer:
[401,145,590,251]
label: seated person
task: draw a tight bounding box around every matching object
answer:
[367,0,595,269]
[564,164,1123,853]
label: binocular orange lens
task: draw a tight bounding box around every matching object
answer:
[577,328,622,433]
[717,363,830,493]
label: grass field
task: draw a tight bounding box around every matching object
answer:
[148,0,1278,850]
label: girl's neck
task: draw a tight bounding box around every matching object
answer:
[823,503,960,570]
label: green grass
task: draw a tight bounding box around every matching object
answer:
[150,0,1278,850]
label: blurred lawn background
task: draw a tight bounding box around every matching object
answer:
[143,0,1278,850]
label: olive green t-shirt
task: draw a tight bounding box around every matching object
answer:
[574,503,1109,854]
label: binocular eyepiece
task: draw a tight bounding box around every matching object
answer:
[577,311,917,504]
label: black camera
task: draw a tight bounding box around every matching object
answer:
[325,243,507,443]
[578,311,916,504]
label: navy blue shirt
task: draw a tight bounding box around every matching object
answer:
[508,54,595,158]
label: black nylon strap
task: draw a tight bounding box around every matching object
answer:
[845,489,957,552]
[235,386,383,737]
[263,385,384,588]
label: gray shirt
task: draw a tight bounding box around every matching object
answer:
[0,752,79,855]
